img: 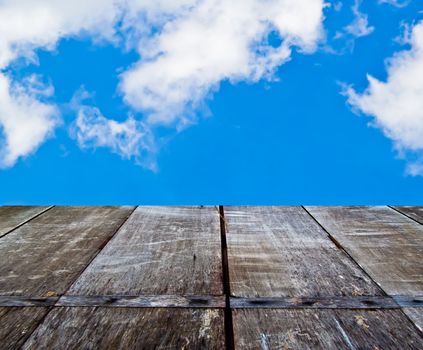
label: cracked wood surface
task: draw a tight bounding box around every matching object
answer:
[22,307,225,350]
[0,205,422,349]
[67,206,223,296]
[305,206,423,296]
[233,309,423,349]
[0,206,134,296]
[0,206,50,238]
[225,206,382,298]
[394,206,423,225]
[0,307,49,350]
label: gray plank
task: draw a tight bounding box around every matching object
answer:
[0,206,134,296]
[0,307,49,350]
[225,206,382,298]
[305,206,423,295]
[67,206,222,296]
[403,308,423,333]
[230,296,399,309]
[233,309,423,349]
[393,206,423,225]
[23,307,225,349]
[0,206,51,238]
[56,295,225,308]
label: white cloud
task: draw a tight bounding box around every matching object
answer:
[0,73,59,167]
[121,0,324,126]
[345,0,374,38]
[0,0,325,167]
[0,0,120,166]
[74,105,157,170]
[378,0,411,8]
[345,21,423,175]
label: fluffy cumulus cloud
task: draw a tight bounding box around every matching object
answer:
[0,74,59,167]
[345,21,423,175]
[121,0,324,125]
[0,0,325,167]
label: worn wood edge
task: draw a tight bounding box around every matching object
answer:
[56,295,226,308]
[229,296,423,309]
[0,206,54,239]
[388,205,423,226]
[0,296,59,307]
[301,206,388,294]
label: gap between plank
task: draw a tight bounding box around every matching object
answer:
[2,295,420,309]
[387,205,423,226]
[19,206,138,349]
[219,205,235,350]
[302,205,423,336]
[301,206,388,296]
[0,205,54,239]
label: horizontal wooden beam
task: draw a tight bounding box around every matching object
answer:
[230,296,423,309]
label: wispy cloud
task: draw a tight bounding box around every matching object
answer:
[73,105,157,171]
[378,0,411,8]
[345,0,374,38]
[0,0,325,167]
[344,21,423,175]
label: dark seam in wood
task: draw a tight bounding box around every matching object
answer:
[2,295,420,309]
[0,296,59,307]
[393,295,423,308]
[303,206,423,335]
[219,206,235,350]
[302,206,387,296]
[387,205,423,226]
[0,206,54,239]
[230,296,423,309]
[56,295,226,308]
[15,306,53,349]
[61,205,139,298]
[19,206,138,349]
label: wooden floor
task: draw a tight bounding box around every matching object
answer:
[0,206,422,349]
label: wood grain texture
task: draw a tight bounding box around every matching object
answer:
[403,308,423,333]
[67,206,222,296]
[0,206,134,296]
[23,307,224,349]
[0,307,49,350]
[0,296,58,307]
[0,206,51,238]
[305,206,423,295]
[393,206,423,225]
[56,295,225,308]
[233,309,423,349]
[225,206,381,298]
[230,296,399,309]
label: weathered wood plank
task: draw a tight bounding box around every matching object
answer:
[22,307,225,349]
[305,206,423,295]
[225,206,381,298]
[233,309,423,349]
[393,206,423,225]
[0,206,134,296]
[403,308,423,332]
[56,295,225,308]
[67,206,222,296]
[0,296,58,307]
[0,307,49,350]
[0,206,51,238]
[230,296,400,309]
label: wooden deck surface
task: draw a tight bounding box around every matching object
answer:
[0,206,422,349]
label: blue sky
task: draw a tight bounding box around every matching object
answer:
[0,0,423,204]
